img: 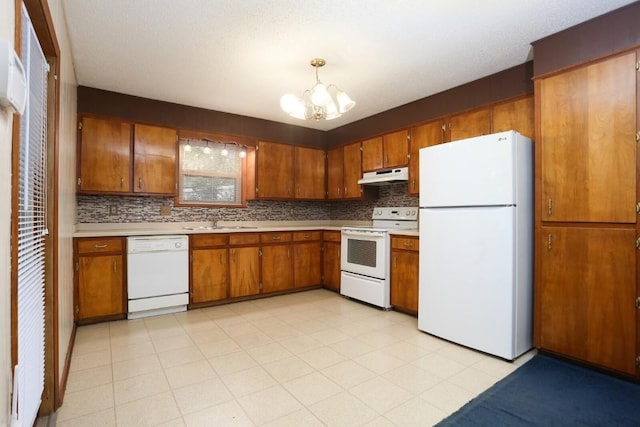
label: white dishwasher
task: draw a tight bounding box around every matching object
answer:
[127,235,189,319]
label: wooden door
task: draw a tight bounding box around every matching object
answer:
[492,96,534,139]
[77,255,124,319]
[322,241,341,291]
[192,248,228,303]
[361,136,383,172]
[294,146,326,200]
[382,129,409,168]
[327,146,344,199]
[261,244,293,293]
[390,250,419,314]
[539,52,636,223]
[133,124,177,194]
[408,121,443,195]
[293,242,322,287]
[446,108,491,142]
[343,142,362,199]
[256,140,294,198]
[229,246,260,297]
[78,116,131,193]
[537,226,636,375]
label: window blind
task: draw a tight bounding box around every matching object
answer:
[11,4,48,426]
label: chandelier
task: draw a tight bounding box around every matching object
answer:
[280,58,355,121]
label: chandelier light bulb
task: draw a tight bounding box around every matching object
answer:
[203,142,211,155]
[310,82,329,106]
[221,144,228,156]
[239,148,247,158]
[184,142,192,152]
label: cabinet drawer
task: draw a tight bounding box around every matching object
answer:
[323,231,341,242]
[191,234,228,248]
[293,231,321,241]
[391,236,418,251]
[77,237,123,254]
[260,232,292,243]
[229,233,260,246]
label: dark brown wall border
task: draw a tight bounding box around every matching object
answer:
[326,61,533,146]
[532,2,640,77]
[77,86,327,148]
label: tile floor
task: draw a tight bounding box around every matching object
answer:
[55,289,535,426]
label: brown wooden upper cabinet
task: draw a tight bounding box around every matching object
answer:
[408,120,443,196]
[492,96,534,139]
[256,140,294,199]
[539,53,636,223]
[78,116,177,195]
[78,116,132,193]
[327,141,367,200]
[294,146,326,200]
[133,123,177,194]
[444,108,491,142]
[362,129,409,172]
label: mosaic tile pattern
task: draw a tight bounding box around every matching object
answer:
[76,183,419,223]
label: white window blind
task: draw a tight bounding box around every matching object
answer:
[12,4,48,427]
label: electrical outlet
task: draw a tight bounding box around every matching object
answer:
[108,205,118,216]
[160,205,171,216]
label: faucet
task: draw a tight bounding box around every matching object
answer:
[212,211,221,228]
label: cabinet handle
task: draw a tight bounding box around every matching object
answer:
[337,187,341,196]
[287,248,290,258]
[219,253,223,264]
[304,233,311,239]
[344,187,348,196]
[547,199,552,216]
[548,234,553,250]
[138,177,142,189]
[272,236,281,241]
[94,244,108,249]
[394,256,397,268]
[337,249,340,258]
[412,179,415,190]
[120,177,124,188]
[403,242,411,248]
[113,260,117,273]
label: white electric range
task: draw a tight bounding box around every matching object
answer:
[340,206,418,308]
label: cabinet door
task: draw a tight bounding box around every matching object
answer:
[294,146,326,200]
[293,242,322,287]
[261,245,294,293]
[192,248,228,303]
[78,116,131,193]
[408,121,443,195]
[361,136,383,172]
[492,96,534,139]
[256,141,294,198]
[133,124,177,194]
[539,52,636,223]
[537,226,636,375]
[327,146,344,199]
[382,130,409,168]
[77,255,124,319]
[446,108,491,142]
[343,142,363,199]
[390,250,419,314]
[229,246,260,297]
[322,241,341,291]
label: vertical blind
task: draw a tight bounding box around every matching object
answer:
[12,4,48,426]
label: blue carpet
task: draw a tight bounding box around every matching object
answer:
[436,354,640,426]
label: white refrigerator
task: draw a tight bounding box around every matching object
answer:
[418,130,533,360]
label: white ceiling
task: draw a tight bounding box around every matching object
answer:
[60,0,636,131]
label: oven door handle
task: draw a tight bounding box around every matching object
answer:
[342,230,386,238]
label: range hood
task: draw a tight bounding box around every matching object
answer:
[357,167,409,185]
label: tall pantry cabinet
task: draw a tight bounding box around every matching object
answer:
[534,49,639,377]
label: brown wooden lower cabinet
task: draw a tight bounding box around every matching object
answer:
[536,226,637,376]
[390,236,419,315]
[322,231,341,291]
[293,231,322,287]
[261,232,294,293]
[75,237,126,322]
[229,244,261,298]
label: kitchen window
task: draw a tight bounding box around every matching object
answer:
[177,138,246,206]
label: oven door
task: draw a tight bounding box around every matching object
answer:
[340,228,388,279]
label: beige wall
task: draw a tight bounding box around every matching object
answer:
[48,0,78,388]
[0,0,15,424]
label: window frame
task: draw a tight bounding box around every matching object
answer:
[174,131,255,208]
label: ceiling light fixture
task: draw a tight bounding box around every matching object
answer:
[220,144,228,157]
[203,141,211,155]
[280,58,355,121]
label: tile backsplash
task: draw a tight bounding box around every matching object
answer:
[76,183,418,223]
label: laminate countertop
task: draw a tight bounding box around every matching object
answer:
[74,221,421,238]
